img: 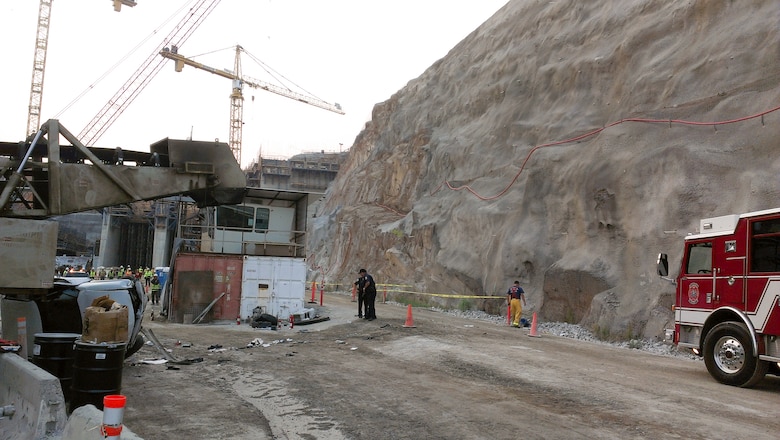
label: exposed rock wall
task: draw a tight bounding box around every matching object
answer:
[309,0,780,339]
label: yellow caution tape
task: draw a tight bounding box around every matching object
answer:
[319,283,504,299]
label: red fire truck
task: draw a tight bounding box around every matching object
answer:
[657,208,780,387]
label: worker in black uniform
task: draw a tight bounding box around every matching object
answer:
[355,274,367,318]
[360,269,377,321]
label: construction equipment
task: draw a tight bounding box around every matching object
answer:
[160,45,345,163]
[25,0,53,138]
[78,0,221,146]
[26,0,138,139]
[0,119,246,218]
[0,118,246,360]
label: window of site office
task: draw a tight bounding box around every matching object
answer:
[216,205,270,232]
[750,217,780,273]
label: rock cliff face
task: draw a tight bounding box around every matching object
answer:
[308,0,780,339]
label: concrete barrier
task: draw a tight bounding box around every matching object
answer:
[0,353,67,440]
[0,354,143,439]
[61,404,142,440]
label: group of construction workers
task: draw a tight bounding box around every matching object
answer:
[82,266,153,281]
[57,265,162,304]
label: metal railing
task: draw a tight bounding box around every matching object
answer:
[175,222,306,257]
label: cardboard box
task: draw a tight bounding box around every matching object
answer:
[81,306,129,343]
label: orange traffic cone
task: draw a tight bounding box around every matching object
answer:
[402,304,416,328]
[527,311,541,337]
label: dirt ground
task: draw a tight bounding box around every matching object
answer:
[120,293,780,439]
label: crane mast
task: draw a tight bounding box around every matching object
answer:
[26,0,138,139]
[159,45,345,163]
[26,0,53,138]
[229,46,244,163]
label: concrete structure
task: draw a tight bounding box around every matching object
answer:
[0,352,143,440]
[0,353,67,440]
[61,404,142,440]
[94,151,343,270]
[95,199,178,270]
[245,151,347,191]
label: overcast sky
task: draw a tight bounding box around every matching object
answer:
[0,1,507,167]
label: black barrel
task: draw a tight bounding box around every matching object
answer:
[69,340,127,413]
[32,333,80,402]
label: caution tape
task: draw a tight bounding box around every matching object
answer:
[322,282,413,289]
[320,283,504,299]
[382,288,504,300]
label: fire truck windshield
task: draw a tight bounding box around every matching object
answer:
[686,242,712,274]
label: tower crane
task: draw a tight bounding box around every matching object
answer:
[159,45,345,163]
[26,0,138,138]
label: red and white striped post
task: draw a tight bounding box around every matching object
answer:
[310,281,317,303]
[319,282,324,306]
[507,303,511,326]
[17,318,27,359]
[351,283,356,302]
[102,395,126,440]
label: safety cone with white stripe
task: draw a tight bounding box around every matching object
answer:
[102,395,126,440]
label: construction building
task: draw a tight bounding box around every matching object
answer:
[245,151,348,191]
[90,150,346,270]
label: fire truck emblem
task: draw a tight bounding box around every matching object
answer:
[688,283,700,305]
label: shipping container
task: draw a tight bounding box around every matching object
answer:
[241,256,307,321]
[171,253,243,323]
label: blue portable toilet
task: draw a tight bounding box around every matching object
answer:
[155,267,169,289]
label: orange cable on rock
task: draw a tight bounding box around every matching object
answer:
[430,104,780,201]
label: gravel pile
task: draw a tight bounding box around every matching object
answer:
[423,305,699,361]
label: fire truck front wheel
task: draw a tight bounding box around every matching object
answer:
[703,321,768,388]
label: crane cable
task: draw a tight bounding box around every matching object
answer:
[242,48,325,103]
[188,45,235,59]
